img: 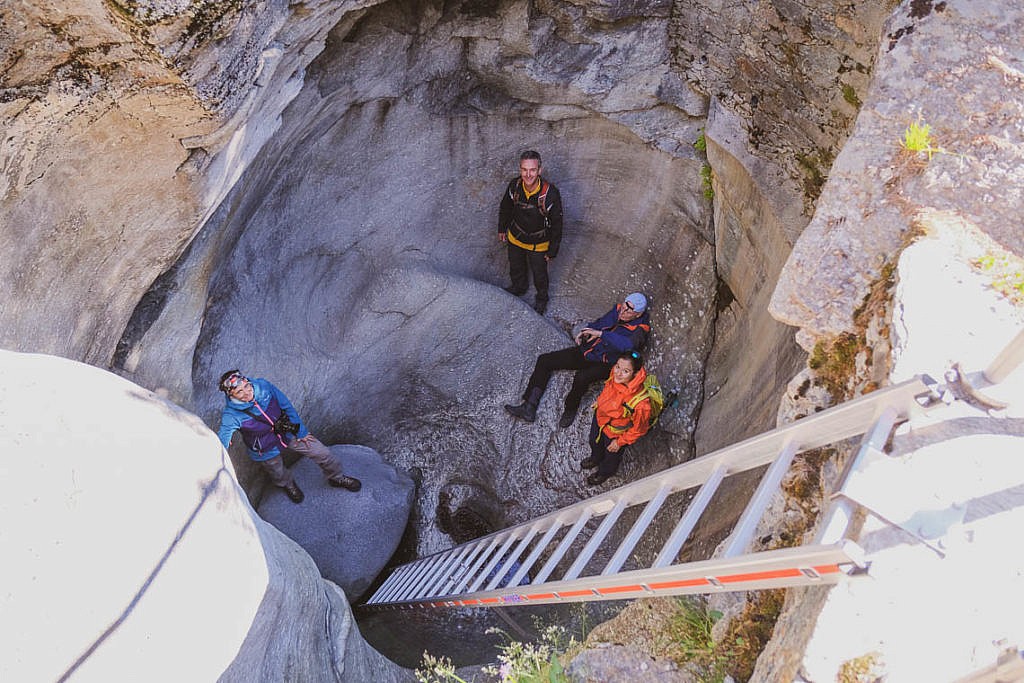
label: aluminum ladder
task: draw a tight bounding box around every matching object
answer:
[362,374,943,611]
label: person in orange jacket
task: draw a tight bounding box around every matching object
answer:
[581,351,652,486]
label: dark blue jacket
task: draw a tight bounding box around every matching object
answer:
[579,304,651,363]
[217,378,309,461]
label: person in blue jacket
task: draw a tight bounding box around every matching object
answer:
[504,292,651,428]
[217,371,361,503]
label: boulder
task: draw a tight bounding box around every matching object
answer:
[0,350,408,682]
[257,444,416,603]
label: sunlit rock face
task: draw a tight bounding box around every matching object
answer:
[0,350,407,682]
[770,0,1024,347]
[0,0,372,364]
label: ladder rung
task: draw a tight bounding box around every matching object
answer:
[445,542,491,595]
[508,520,563,587]
[816,406,899,545]
[402,552,452,601]
[603,484,672,576]
[653,463,727,568]
[485,527,538,591]
[468,533,519,593]
[386,558,432,602]
[724,440,799,557]
[534,508,593,584]
[564,498,628,581]
[437,544,480,596]
[373,562,417,603]
[421,547,473,598]
[455,536,504,593]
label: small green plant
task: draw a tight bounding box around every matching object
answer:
[663,598,738,682]
[974,251,1024,306]
[899,116,946,160]
[837,651,884,682]
[694,131,707,153]
[694,131,714,200]
[671,599,718,659]
[700,164,714,200]
[842,84,862,108]
[482,623,575,682]
[415,652,470,683]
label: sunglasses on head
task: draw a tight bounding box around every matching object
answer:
[222,373,248,392]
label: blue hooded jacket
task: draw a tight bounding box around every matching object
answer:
[217,378,309,461]
[579,303,651,363]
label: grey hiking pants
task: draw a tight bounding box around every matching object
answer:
[259,434,345,487]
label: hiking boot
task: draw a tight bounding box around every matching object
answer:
[558,404,579,429]
[586,472,610,486]
[533,298,548,315]
[579,457,598,470]
[329,475,362,492]
[282,482,305,503]
[504,401,537,422]
[504,387,542,423]
[503,285,526,296]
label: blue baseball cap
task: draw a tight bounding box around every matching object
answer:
[625,292,647,313]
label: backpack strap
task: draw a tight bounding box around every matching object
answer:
[538,180,550,217]
[623,389,650,416]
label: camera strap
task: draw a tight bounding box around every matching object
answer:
[248,400,289,450]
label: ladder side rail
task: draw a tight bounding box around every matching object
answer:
[507,521,564,588]
[438,543,488,596]
[564,498,629,581]
[541,375,933,531]
[453,536,505,594]
[724,440,800,558]
[468,533,520,593]
[983,326,1024,384]
[815,406,900,545]
[484,527,539,592]
[602,484,672,576]
[420,544,481,599]
[652,463,727,568]
[534,508,594,584]
[394,542,863,609]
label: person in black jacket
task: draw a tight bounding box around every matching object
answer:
[504,293,651,428]
[498,150,564,315]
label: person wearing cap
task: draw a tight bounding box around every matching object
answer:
[216,371,361,503]
[504,292,651,428]
[498,150,564,315]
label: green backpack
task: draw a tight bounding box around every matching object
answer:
[623,373,666,426]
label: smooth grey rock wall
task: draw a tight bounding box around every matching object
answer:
[125,0,716,556]
[0,0,378,365]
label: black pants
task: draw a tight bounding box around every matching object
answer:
[507,243,549,302]
[524,346,612,412]
[589,414,627,477]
